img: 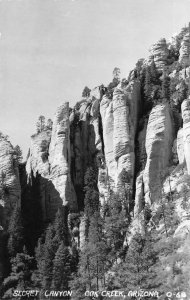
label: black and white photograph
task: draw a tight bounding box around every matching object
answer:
[0,0,190,299]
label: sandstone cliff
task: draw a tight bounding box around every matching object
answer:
[1,23,190,294]
[0,138,21,283]
[26,103,77,221]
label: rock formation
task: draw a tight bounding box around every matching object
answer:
[149,38,169,71]
[100,80,141,191]
[26,103,77,221]
[1,23,190,293]
[179,33,190,66]
[0,139,21,228]
[143,103,174,205]
[0,138,21,284]
[182,98,190,174]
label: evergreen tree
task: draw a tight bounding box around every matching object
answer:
[84,167,99,218]
[179,79,188,102]
[104,192,129,263]
[36,115,45,133]
[161,70,170,100]
[51,242,72,291]
[13,145,23,164]
[70,213,108,297]
[144,66,153,111]
[40,224,56,290]
[7,206,24,258]
[82,86,91,98]
[114,231,158,297]
[46,118,53,130]
[87,213,108,290]
[2,248,34,299]
[53,207,69,247]
[34,207,69,290]
[150,61,159,84]
[154,235,185,298]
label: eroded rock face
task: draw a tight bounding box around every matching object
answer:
[26,103,77,221]
[149,38,169,71]
[143,103,174,204]
[182,98,190,174]
[0,139,21,283]
[177,128,185,164]
[26,131,51,179]
[49,103,77,210]
[100,80,141,190]
[179,33,190,66]
[0,139,21,228]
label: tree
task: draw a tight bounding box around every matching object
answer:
[104,191,129,264]
[34,207,69,290]
[84,167,99,218]
[2,248,34,299]
[144,66,153,109]
[82,86,91,98]
[114,231,158,296]
[46,118,53,130]
[150,61,159,84]
[153,235,188,298]
[179,79,188,102]
[7,206,24,258]
[161,70,170,100]
[70,213,108,297]
[13,145,23,164]
[36,115,45,133]
[51,243,72,290]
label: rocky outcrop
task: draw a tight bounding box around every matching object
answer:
[0,138,21,284]
[177,128,185,164]
[149,38,169,71]
[100,80,141,190]
[182,98,190,174]
[143,103,174,205]
[26,130,51,178]
[49,103,77,210]
[179,33,190,66]
[0,139,21,228]
[26,103,77,221]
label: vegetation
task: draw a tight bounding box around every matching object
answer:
[36,116,53,133]
[82,86,91,98]
[1,27,190,300]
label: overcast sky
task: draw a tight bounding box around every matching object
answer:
[0,0,190,157]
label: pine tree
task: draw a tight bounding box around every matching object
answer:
[144,66,153,111]
[150,61,159,84]
[70,213,108,297]
[2,248,34,299]
[115,231,158,296]
[161,70,170,100]
[154,235,184,298]
[13,145,23,164]
[46,118,53,130]
[51,242,72,290]
[36,115,45,133]
[84,167,99,218]
[82,86,91,98]
[34,207,69,290]
[87,213,108,290]
[7,206,24,258]
[104,192,129,263]
[40,224,56,290]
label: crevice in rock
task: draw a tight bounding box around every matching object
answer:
[98,112,105,156]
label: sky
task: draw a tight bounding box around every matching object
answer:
[0,0,190,158]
